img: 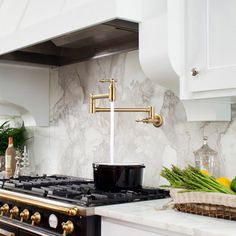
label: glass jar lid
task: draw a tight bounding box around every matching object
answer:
[193,136,217,156]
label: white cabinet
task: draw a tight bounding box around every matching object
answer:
[186,0,236,93]
[101,217,186,236]
[169,0,236,101]
[140,0,234,121]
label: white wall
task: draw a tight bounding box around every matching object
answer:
[0,63,49,126]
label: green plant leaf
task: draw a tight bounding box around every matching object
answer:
[0,121,27,155]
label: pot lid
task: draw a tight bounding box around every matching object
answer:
[93,162,145,167]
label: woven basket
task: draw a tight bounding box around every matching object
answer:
[170,189,236,220]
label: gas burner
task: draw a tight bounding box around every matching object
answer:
[1,175,169,207]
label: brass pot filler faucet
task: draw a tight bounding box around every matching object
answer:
[89,79,163,127]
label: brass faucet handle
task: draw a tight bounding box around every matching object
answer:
[99,79,116,102]
[99,79,117,83]
[136,114,163,127]
[136,118,148,123]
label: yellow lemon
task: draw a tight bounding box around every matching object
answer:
[216,177,231,189]
[200,170,209,176]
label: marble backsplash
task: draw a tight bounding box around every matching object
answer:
[26,50,236,187]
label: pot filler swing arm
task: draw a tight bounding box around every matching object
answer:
[89,79,163,127]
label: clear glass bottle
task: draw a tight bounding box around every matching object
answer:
[193,136,217,176]
[20,146,30,176]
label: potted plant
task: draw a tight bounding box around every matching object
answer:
[0,120,26,155]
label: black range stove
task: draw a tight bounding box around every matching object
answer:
[0,175,169,236]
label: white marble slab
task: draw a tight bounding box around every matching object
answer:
[25,50,236,187]
[95,198,236,236]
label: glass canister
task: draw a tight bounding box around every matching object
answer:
[193,136,217,176]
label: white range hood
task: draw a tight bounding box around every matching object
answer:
[0,0,231,123]
[0,0,142,55]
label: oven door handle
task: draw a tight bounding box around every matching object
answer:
[0,218,60,236]
[0,228,15,236]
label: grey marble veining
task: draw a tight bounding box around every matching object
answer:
[27,50,236,187]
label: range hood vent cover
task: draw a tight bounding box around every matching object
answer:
[0,20,138,66]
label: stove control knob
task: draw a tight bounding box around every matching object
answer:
[62,220,74,236]
[31,212,41,226]
[20,209,30,222]
[10,206,19,219]
[0,204,9,216]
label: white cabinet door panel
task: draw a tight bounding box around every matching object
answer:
[183,0,236,92]
[208,0,236,68]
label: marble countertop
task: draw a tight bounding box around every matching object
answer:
[95,198,236,236]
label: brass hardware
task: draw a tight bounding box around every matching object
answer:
[191,68,199,76]
[99,79,116,83]
[68,208,78,216]
[90,79,116,109]
[94,107,151,113]
[0,204,9,216]
[136,114,163,127]
[89,80,163,127]
[0,191,79,216]
[20,209,30,222]
[31,212,41,226]
[62,220,74,236]
[99,79,116,102]
[10,206,19,219]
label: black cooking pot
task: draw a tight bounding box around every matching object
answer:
[93,163,145,191]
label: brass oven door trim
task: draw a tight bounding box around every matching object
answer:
[0,190,78,216]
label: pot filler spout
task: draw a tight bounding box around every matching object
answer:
[89,79,163,128]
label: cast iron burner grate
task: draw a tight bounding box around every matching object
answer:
[0,175,169,207]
